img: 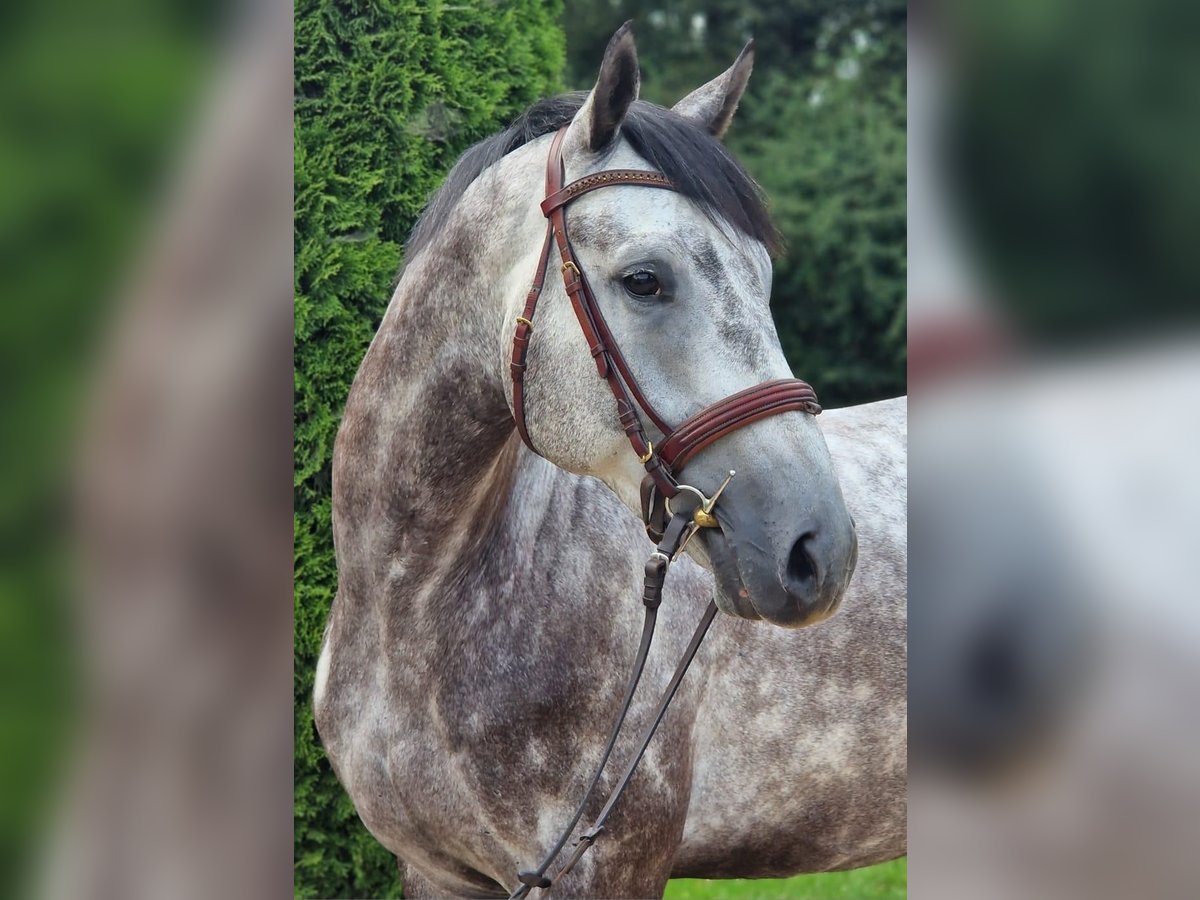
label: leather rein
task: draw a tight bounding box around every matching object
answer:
[506,126,821,897]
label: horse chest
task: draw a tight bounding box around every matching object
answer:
[322,564,663,857]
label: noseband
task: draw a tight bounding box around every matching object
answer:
[505,127,823,897]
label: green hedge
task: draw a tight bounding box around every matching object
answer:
[293,3,564,896]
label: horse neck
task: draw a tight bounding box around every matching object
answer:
[331,155,545,615]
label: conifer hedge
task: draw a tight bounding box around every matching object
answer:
[293,3,563,896]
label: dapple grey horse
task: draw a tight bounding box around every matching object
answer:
[316,25,906,899]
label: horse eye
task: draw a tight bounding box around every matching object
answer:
[623,271,661,297]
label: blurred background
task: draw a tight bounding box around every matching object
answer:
[909,1,1200,899]
[0,0,223,891]
[0,0,292,897]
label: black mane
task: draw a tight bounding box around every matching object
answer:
[406,92,781,259]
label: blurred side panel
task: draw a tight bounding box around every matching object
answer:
[0,0,294,897]
[909,0,1200,898]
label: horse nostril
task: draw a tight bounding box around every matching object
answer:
[785,531,818,591]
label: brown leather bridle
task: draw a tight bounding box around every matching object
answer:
[506,126,824,897]
[510,126,821,541]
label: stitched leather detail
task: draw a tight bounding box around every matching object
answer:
[659,379,821,472]
[541,170,674,216]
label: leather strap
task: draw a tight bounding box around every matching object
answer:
[542,156,676,441]
[659,378,821,472]
[509,514,694,900]
[554,599,719,884]
[541,138,680,497]
[510,129,679,479]
[510,223,555,453]
[541,169,673,216]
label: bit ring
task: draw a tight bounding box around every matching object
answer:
[663,471,736,530]
[665,484,708,516]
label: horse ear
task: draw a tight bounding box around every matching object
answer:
[564,21,640,157]
[672,40,755,139]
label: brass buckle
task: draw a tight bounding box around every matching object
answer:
[638,441,654,464]
[515,316,534,331]
[561,260,580,277]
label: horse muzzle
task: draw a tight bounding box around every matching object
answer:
[698,483,859,628]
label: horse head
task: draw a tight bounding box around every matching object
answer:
[498,24,858,628]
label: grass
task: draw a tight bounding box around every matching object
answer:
[664,859,906,899]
